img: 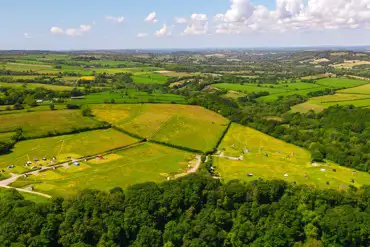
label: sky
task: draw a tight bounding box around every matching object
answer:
[1,0,370,50]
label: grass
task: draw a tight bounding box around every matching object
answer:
[291,94,370,113]
[0,188,50,203]
[92,104,229,153]
[0,129,139,171]
[0,82,75,91]
[332,60,370,69]
[68,90,186,105]
[338,84,370,95]
[214,123,370,190]
[315,78,367,88]
[0,132,14,143]
[11,143,196,197]
[0,110,103,138]
[132,73,169,84]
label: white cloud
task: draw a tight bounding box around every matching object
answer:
[175,17,187,24]
[24,33,32,39]
[51,24,92,36]
[80,24,92,32]
[66,28,80,36]
[145,12,158,24]
[106,16,125,24]
[183,14,208,35]
[137,32,149,38]
[155,24,171,37]
[214,0,370,34]
[50,26,64,34]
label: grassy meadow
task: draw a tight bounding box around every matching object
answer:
[0,82,75,91]
[0,129,139,170]
[132,73,169,84]
[291,93,370,113]
[214,123,370,190]
[92,104,229,152]
[69,90,186,105]
[11,143,196,197]
[0,110,103,138]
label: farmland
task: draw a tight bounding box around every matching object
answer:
[132,73,169,84]
[338,84,370,94]
[0,110,104,138]
[315,78,367,88]
[0,129,139,169]
[68,90,186,105]
[0,82,75,91]
[93,104,229,152]
[11,143,196,197]
[214,123,370,189]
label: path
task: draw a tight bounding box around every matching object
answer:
[212,154,243,161]
[187,155,202,174]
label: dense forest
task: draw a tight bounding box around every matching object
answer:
[1,174,370,247]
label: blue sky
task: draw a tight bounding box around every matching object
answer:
[1,0,369,50]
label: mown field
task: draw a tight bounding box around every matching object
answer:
[0,82,75,91]
[0,110,103,138]
[132,73,169,84]
[214,123,370,190]
[68,90,186,105]
[0,129,139,172]
[291,93,370,113]
[11,143,195,197]
[214,78,368,102]
[93,104,229,152]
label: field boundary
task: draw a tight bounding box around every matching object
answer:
[214,121,232,152]
[149,140,203,154]
[111,126,146,140]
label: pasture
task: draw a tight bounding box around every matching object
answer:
[132,73,169,84]
[68,90,186,105]
[0,129,139,170]
[92,104,229,152]
[332,60,370,69]
[0,110,103,138]
[0,82,75,91]
[11,143,196,197]
[291,93,370,113]
[338,84,370,95]
[0,132,14,143]
[315,78,367,88]
[214,123,370,190]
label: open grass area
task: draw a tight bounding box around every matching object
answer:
[315,78,367,88]
[132,73,169,84]
[0,129,139,171]
[0,188,50,203]
[332,60,370,69]
[0,82,75,91]
[11,143,195,197]
[69,90,186,105]
[214,123,370,190]
[0,110,103,138]
[291,93,370,113]
[338,84,370,95]
[93,104,229,152]
[0,132,14,143]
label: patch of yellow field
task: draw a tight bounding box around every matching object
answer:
[332,60,370,69]
[80,76,95,81]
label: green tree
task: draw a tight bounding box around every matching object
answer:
[81,105,93,117]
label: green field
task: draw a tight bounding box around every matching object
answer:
[68,90,186,105]
[132,73,169,84]
[93,104,229,152]
[0,188,50,203]
[0,129,139,171]
[0,82,75,91]
[214,123,370,190]
[0,110,103,138]
[11,143,196,197]
[338,84,370,95]
[315,78,367,88]
[291,93,370,113]
[0,132,14,143]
